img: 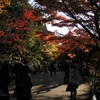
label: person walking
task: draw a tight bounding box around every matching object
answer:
[43,61,49,83]
[0,62,10,100]
[66,64,80,100]
[49,60,56,76]
[13,62,33,100]
[81,62,89,82]
[63,61,70,84]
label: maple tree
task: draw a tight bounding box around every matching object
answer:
[0,0,59,70]
[0,0,43,64]
[41,42,59,60]
[0,0,99,70]
[33,0,100,50]
[30,0,100,66]
[34,30,60,61]
[34,26,95,60]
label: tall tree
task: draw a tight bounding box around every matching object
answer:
[32,0,100,50]
[0,0,42,63]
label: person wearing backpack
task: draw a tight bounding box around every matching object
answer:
[13,62,33,100]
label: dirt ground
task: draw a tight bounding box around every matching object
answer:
[9,71,91,100]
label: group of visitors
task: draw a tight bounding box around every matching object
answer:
[42,59,83,100]
[0,58,90,100]
[42,60,57,83]
[0,60,33,100]
[63,60,90,100]
[42,59,87,100]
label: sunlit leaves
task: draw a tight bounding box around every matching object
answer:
[13,19,27,29]
[24,9,41,21]
[34,31,61,60]
[34,32,57,42]
[56,29,95,59]
[34,0,100,42]
[68,53,76,58]
[0,0,11,14]
[52,12,67,21]
[0,2,42,55]
[34,27,95,59]
[41,42,59,60]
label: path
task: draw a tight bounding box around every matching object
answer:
[9,71,91,100]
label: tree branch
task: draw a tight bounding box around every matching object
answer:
[61,0,100,41]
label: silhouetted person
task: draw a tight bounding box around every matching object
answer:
[0,62,10,100]
[43,61,49,83]
[82,62,89,82]
[63,61,70,84]
[54,61,58,75]
[66,64,80,100]
[49,61,56,76]
[13,62,33,100]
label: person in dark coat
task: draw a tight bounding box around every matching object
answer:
[49,61,56,76]
[63,61,70,83]
[0,62,10,100]
[13,62,33,100]
[43,61,49,83]
[66,64,80,100]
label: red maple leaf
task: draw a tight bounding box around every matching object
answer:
[0,31,5,38]
[13,19,27,28]
[13,34,20,41]
[24,10,41,21]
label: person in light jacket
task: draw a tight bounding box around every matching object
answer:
[66,64,80,100]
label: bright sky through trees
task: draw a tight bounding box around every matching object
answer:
[46,24,68,35]
[28,0,68,35]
